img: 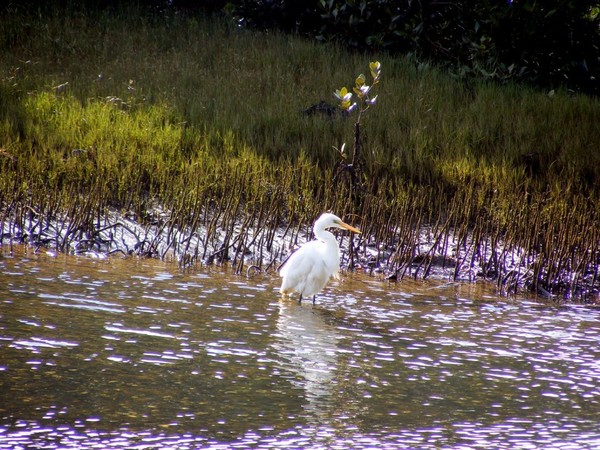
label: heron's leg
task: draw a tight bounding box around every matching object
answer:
[312,295,316,305]
[298,294,303,305]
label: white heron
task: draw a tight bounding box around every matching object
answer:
[279,212,361,304]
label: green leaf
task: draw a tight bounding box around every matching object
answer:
[355,74,366,87]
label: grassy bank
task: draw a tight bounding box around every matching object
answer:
[1,4,599,299]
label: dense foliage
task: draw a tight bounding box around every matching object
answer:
[226,0,600,95]
[7,0,599,93]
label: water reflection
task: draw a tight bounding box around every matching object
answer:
[273,300,340,422]
[1,248,600,449]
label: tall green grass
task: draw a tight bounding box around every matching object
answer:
[1,4,599,299]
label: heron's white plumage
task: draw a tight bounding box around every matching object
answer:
[279,213,360,303]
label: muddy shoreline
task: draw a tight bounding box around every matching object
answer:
[2,205,598,303]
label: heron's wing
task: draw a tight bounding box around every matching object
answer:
[280,242,332,297]
[279,241,321,277]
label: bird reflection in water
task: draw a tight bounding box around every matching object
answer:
[273,299,341,421]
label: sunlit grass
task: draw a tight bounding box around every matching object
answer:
[1,3,599,298]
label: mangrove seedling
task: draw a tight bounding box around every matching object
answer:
[333,61,381,196]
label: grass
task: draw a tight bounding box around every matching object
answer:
[1,3,599,300]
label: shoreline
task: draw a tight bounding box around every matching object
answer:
[2,205,598,303]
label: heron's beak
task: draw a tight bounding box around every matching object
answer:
[340,221,361,234]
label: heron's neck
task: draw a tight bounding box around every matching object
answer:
[315,229,340,271]
[315,229,338,249]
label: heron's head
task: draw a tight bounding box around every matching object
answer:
[315,213,360,234]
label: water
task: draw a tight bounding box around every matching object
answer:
[1,247,600,449]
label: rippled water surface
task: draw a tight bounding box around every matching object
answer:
[1,248,600,449]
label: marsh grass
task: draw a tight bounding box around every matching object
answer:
[1,4,599,299]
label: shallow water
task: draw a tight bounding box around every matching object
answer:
[1,247,600,449]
